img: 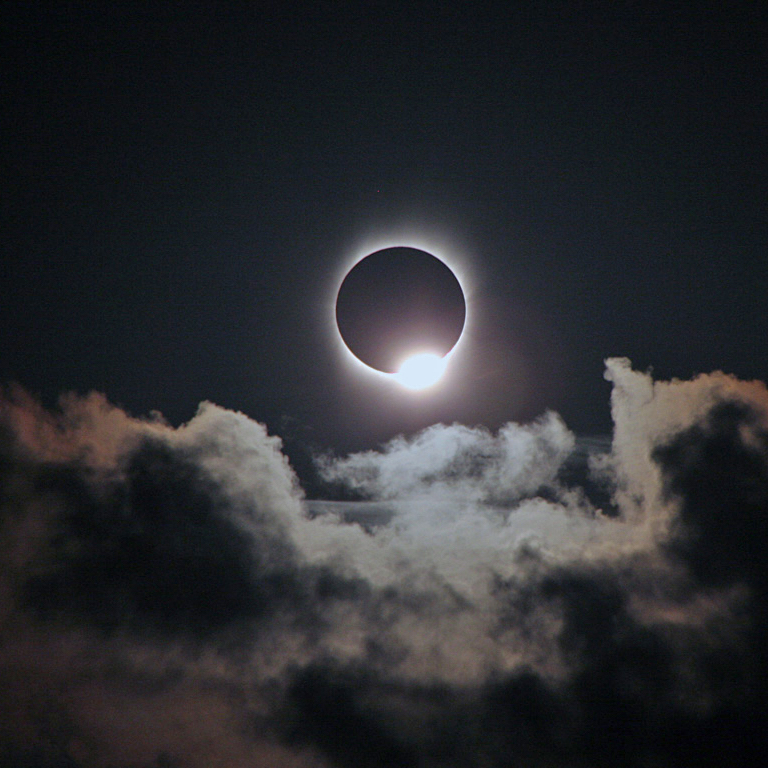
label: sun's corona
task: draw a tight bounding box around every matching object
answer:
[334,245,466,388]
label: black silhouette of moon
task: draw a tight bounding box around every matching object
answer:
[336,247,466,373]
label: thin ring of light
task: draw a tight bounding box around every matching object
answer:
[331,233,473,386]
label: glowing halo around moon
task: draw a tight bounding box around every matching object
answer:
[334,246,467,390]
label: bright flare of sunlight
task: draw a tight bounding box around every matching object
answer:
[392,353,448,390]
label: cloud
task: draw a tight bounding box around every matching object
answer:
[0,359,767,767]
[317,410,575,504]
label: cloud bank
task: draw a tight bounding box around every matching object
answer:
[1,359,767,767]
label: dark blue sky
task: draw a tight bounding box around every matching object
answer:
[3,2,767,451]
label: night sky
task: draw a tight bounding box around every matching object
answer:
[2,3,768,767]
[4,3,766,448]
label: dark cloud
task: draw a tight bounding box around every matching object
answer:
[656,399,768,592]
[23,437,295,634]
[284,665,420,768]
[1,361,767,766]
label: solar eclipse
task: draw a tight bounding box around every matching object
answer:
[335,246,466,389]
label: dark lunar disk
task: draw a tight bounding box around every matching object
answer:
[336,247,466,373]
